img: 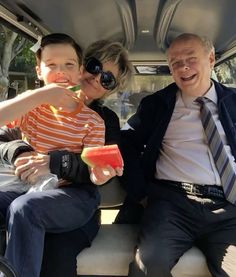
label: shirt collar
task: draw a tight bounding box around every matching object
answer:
[180,91,197,107]
[203,82,217,104]
[180,82,218,107]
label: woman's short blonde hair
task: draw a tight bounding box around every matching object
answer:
[84,40,133,96]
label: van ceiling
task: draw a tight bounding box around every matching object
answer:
[1,0,236,64]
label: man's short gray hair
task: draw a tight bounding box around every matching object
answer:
[167,33,215,54]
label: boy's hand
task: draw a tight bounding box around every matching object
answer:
[38,83,79,110]
[14,152,50,184]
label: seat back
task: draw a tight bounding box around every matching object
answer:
[98,177,126,208]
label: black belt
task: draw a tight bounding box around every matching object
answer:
[159,180,225,199]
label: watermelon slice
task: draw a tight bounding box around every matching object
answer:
[81,144,123,168]
[6,119,18,128]
[69,84,81,92]
[68,84,85,102]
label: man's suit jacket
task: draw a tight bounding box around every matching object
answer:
[120,80,236,202]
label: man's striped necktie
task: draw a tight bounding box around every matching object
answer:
[196,97,236,205]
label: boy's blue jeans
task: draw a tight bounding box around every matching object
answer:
[0,187,100,277]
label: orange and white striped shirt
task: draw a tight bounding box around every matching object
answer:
[20,101,105,154]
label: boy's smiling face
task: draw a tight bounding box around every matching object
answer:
[36,43,80,86]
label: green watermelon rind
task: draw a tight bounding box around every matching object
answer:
[69,84,81,92]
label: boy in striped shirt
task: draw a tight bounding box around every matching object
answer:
[0,33,105,192]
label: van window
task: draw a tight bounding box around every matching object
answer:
[215,55,236,88]
[103,72,173,126]
[0,24,35,99]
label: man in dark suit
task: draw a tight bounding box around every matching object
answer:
[120,33,236,276]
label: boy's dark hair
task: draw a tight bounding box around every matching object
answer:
[35,33,83,65]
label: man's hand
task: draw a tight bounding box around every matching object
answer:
[90,165,123,185]
[14,152,50,184]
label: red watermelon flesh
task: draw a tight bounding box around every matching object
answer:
[81,144,123,168]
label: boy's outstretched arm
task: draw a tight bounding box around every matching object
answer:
[0,84,77,127]
[0,88,43,126]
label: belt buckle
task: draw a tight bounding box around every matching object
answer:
[182,182,194,194]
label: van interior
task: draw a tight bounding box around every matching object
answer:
[1,0,236,276]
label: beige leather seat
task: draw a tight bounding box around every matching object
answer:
[76,178,211,276]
